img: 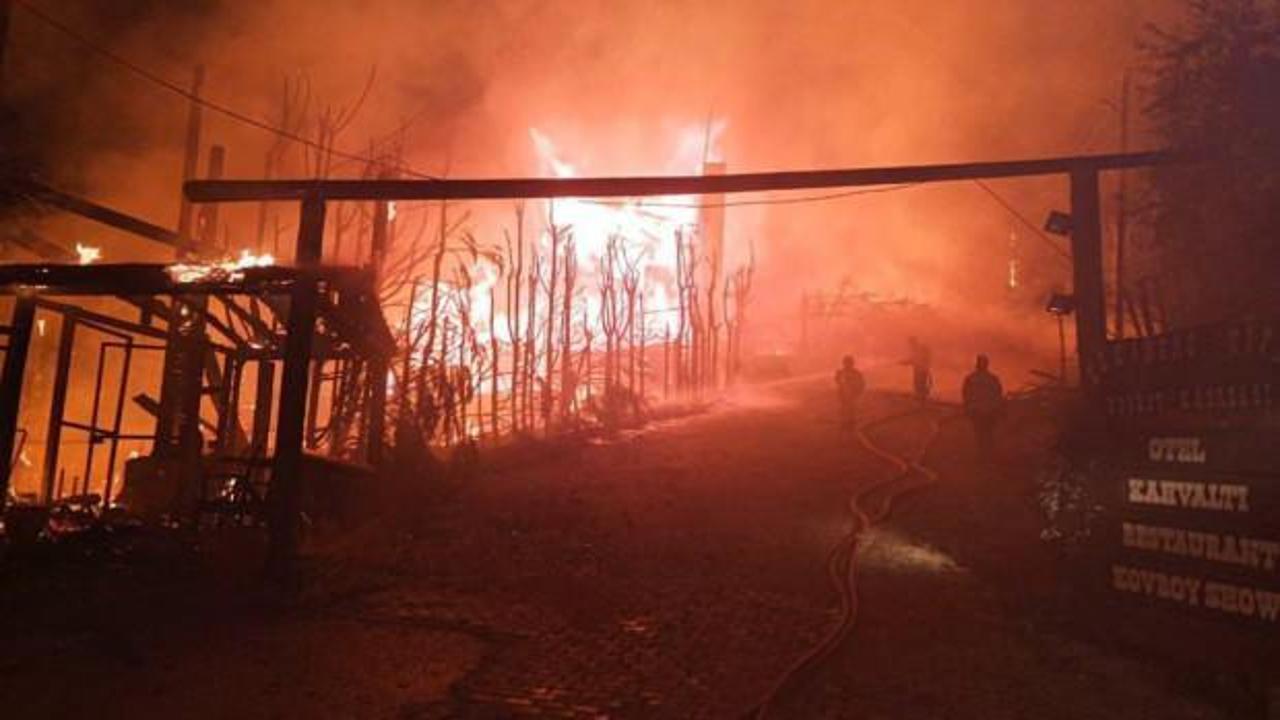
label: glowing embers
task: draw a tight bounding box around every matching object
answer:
[166,249,276,285]
[74,243,101,265]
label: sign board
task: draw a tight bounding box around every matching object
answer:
[1088,316,1280,633]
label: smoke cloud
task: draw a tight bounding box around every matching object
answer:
[3,0,1185,383]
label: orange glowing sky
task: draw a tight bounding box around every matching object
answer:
[4,0,1186,369]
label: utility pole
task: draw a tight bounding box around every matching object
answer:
[0,0,12,97]
[1071,168,1106,384]
[0,0,13,170]
[1113,71,1131,338]
[177,66,205,245]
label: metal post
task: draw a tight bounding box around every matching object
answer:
[367,357,386,466]
[1057,314,1068,384]
[177,66,205,244]
[371,171,391,279]
[42,312,77,503]
[1114,72,1130,338]
[0,0,11,97]
[197,145,226,253]
[251,360,275,457]
[0,296,36,510]
[1070,168,1106,386]
[215,354,240,453]
[268,194,325,573]
[304,358,322,449]
[83,341,110,496]
[102,339,134,509]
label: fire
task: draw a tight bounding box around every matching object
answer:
[75,243,101,265]
[528,129,703,319]
[408,257,502,356]
[167,249,276,284]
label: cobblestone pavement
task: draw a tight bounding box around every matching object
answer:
[335,380,1225,719]
[3,379,1229,718]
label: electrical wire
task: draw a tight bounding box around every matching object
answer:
[624,182,921,210]
[12,0,1087,251]
[971,179,1071,262]
[10,0,440,180]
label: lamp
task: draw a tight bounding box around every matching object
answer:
[1044,211,1073,237]
[1045,292,1075,383]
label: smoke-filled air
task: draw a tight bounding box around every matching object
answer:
[13,2,1279,718]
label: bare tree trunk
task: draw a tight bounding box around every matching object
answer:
[489,281,500,441]
[638,295,646,402]
[524,257,540,432]
[674,230,687,394]
[663,325,671,400]
[399,280,420,425]
[440,317,452,444]
[424,201,449,365]
[543,215,561,431]
[582,309,593,404]
[559,236,576,422]
[504,206,525,434]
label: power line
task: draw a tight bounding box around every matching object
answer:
[11,0,439,180]
[11,0,1095,262]
[627,182,920,210]
[971,179,1071,262]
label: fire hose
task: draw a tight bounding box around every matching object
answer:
[747,402,955,719]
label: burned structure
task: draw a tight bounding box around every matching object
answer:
[0,150,1172,569]
[0,180,391,565]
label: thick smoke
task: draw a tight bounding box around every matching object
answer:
[3,0,1184,384]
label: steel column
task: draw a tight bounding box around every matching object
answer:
[267,194,325,572]
[0,297,36,510]
[42,312,77,503]
[102,339,134,509]
[367,357,386,466]
[1070,169,1106,386]
[251,360,275,457]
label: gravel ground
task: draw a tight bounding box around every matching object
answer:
[1,377,1229,718]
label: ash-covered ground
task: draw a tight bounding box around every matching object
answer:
[1,377,1224,719]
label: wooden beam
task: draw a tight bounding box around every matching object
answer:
[267,193,325,574]
[367,356,386,467]
[14,179,182,246]
[186,150,1180,203]
[0,296,35,510]
[250,360,275,458]
[41,312,76,503]
[1070,169,1106,386]
[0,262,366,296]
[34,298,168,341]
[176,66,205,246]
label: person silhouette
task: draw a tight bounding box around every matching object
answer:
[905,336,933,405]
[835,355,866,430]
[962,354,1005,460]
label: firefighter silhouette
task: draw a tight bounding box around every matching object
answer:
[835,355,866,430]
[962,354,1005,460]
[905,336,933,404]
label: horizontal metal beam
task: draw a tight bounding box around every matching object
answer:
[13,179,182,246]
[0,262,367,296]
[185,150,1181,203]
